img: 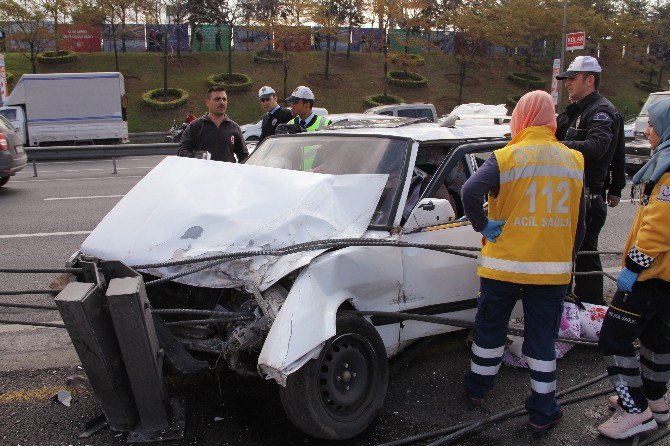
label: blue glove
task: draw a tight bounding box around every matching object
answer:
[480,219,506,243]
[617,267,639,293]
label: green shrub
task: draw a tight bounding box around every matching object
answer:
[253,50,283,64]
[387,71,428,88]
[365,93,404,108]
[6,72,14,84]
[142,87,189,110]
[507,72,546,88]
[206,73,253,92]
[37,50,77,64]
[506,94,522,109]
[390,53,425,67]
[635,80,662,93]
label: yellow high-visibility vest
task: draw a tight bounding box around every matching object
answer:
[478,126,584,285]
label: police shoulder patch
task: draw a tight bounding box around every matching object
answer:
[592,111,611,121]
[658,185,670,203]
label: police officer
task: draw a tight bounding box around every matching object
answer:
[285,86,331,131]
[462,91,586,432]
[177,86,248,163]
[257,86,292,143]
[597,98,670,440]
[556,56,626,306]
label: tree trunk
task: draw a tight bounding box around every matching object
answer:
[30,42,37,74]
[113,26,119,71]
[405,29,409,54]
[525,51,532,89]
[228,25,233,76]
[382,29,388,99]
[163,31,168,94]
[657,65,664,91]
[346,25,352,60]
[121,10,127,52]
[176,25,182,59]
[54,13,59,51]
[283,54,289,103]
[324,34,331,79]
[267,28,272,52]
[458,61,465,105]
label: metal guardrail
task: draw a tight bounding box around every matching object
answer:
[24,143,178,177]
[128,132,169,143]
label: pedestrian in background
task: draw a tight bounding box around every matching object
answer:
[215,26,223,51]
[556,55,626,306]
[257,86,292,143]
[462,90,585,432]
[597,98,670,440]
[177,86,247,163]
[195,26,204,52]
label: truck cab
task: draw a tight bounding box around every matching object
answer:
[0,106,26,145]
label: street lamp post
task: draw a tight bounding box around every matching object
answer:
[557,0,567,112]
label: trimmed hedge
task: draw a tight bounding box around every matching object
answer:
[142,87,189,110]
[206,73,253,92]
[506,94,522,109]
[387,71,427,88]
[365,93,404,108]
[6,72,14,84]
[390,53,425,67]
[253,50,283,64]
[507,72,546,88]
[635,80,662,93]
[37,50,77,64]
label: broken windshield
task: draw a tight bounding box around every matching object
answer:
[246,135,411,227]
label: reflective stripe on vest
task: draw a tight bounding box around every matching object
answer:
[292,115,329,131]
[478,126,584,285]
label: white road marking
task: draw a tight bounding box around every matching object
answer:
[11,175,143,183]
[44,194,124,201]
[16,167,152,174]
[0,230,92,239]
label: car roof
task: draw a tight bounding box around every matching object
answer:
[365,103,435,114]
[314,121,510,142]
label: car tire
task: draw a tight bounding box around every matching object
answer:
[0,176,9,187]
[278,313,388,440]
[625,165,641,176]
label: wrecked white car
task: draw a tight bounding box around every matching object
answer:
[62,123,512,441]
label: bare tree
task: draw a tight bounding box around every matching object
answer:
[0,0,54,73]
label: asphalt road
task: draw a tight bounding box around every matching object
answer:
[0,156,662,446]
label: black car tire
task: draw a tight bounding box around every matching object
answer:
[278,313,388,440]
[0,176,9,187]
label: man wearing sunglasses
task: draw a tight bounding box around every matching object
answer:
[258,86,293,143]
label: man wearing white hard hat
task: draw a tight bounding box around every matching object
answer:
[285,86,331,131]
[555,55,626,306]
[258,86,292,143]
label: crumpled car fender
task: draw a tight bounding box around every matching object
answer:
[257,243,403,385]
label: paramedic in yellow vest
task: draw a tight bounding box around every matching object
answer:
[461,90,586,432]
[285,86,331,170]
[596,97,670,440]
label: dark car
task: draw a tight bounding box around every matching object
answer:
[0,115,26,187]
[625,139,651,176]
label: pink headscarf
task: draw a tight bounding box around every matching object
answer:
[510,90,557,137]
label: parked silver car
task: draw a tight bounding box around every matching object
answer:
[0,115,27,188]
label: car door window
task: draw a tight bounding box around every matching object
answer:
[415,109,435,122]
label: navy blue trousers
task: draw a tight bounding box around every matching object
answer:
[464,277,566,425]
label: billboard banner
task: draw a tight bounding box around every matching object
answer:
[566,32,585,51]
[103,24,145,52]
[5,22,55,52]
[351,28,382,53]
[551,58,561,105]
[234,26,268,52]
[0,54,7,105]
[313,27,349,52]
[57,24,102,52]
[191,25,231,52]
[146,24,189,52]
[274,26,311,51]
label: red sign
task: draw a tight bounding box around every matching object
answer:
[57,24,102,52]
[566,32,585,51]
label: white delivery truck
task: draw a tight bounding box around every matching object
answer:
[0,72,128,146]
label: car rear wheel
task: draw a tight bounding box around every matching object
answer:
[278,313,388,440]
[0,176,9,187]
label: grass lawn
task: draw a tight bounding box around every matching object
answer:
[3,50,665,132]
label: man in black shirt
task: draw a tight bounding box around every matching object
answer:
[556,56,626,305]
[257,86,292,143]
[178,86,248,163]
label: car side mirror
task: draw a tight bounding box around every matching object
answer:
[402,198,456,234]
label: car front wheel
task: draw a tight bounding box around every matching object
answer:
[278,313,388,440]
[0,176,9,187]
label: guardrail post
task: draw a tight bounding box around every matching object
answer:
[112,157,117,174]
[32,160,38,177]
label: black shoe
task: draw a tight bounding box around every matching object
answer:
[528,409,563,432]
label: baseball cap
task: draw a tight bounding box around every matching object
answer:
[258,86,275,99]
[285,86,315,103]
[556,56,602,79]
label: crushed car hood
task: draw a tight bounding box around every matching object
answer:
[81,157,387,290]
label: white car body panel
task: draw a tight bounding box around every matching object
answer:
[80,156,387,291]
